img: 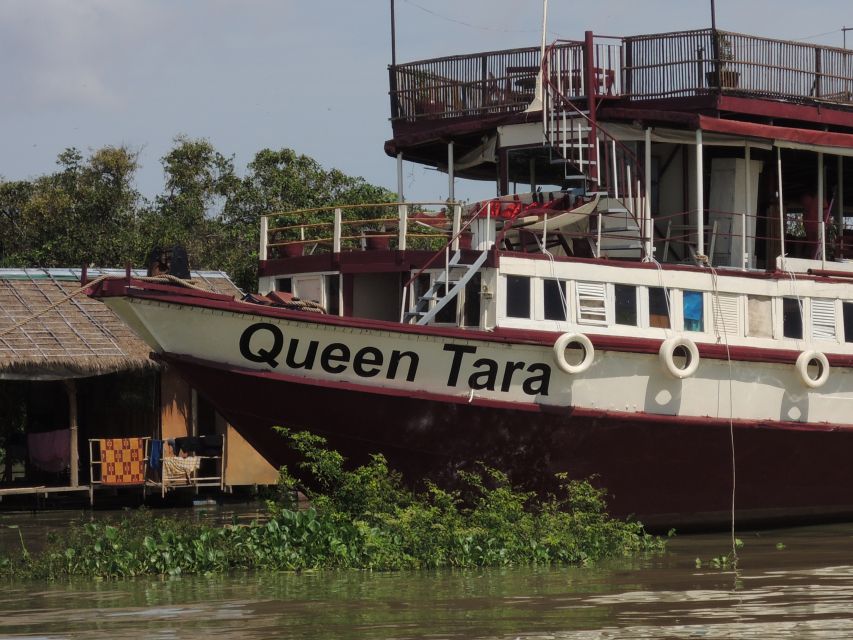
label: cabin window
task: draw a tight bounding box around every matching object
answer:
[648,287,671,329]
[810,298,836,341]
[576,281,607,325]
[325,275,340,316]
[506,275,531,319]
[844,303,853,343]
[544,279,567,321]
[683,290,704,332]
[294,276,323,304]
[614,284,637,326]
[276,277,292,293]
[782,298,803,340]
[747,296,772,338]
[463,273,482,327]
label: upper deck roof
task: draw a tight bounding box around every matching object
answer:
[388,28,853,149]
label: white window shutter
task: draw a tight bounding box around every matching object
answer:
[576,282,607,325]
[811,298,837,341]
[712,293,741,336]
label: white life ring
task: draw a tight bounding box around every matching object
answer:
[659,337,700,379]
[553,333,595,374]
[795,350,830,388]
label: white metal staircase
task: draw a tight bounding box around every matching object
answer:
[403,249,489,325]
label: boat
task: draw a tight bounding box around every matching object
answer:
[90,26,853,527]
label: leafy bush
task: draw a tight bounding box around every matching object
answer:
[0,429,663,580]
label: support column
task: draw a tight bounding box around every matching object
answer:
[447,141,455,202]
[696,129,705,258]
[529,157,536,193]
[396,152,406,251]
[839,157,846,257]
[644,128,653,261]
[65,380,79,487]
[818,151,826,262]
[777,147,786,259]
[744,144,751,269]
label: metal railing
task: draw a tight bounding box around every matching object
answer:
[623,29,853,103]
[389,43,582,121]
[389,30,853,121]
[259,202,463,260]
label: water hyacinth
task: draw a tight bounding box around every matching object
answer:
[0,429,663,580]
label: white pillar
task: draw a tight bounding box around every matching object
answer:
[396,152,404,200]
[451,204,462,251]
[744,144,751,269]
[696,129,704,258]
[644,128,652,261]
[333,208,342,254]
[259,216,268,261]
[396,153,406,252]
[777,147,786,259]
[448,141,455,202]
[839,156,845,230]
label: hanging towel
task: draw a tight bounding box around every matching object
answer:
[149,440,164,470]
[27,429,71,473]
[162,456,200,484]
[100,438,146,485]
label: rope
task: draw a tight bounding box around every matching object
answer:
[0,274,217,340]
[709,264,738,571]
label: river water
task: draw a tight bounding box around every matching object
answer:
[2,508,853,639]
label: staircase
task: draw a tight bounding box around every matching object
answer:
[542,42,650,261]
[403,249,489,325]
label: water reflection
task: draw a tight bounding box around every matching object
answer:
[3,513,853,639]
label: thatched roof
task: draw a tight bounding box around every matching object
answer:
[0,268,242,381]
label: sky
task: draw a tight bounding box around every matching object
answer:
[0,0,851,205]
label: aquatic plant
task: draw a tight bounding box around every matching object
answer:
[0,430,663,580]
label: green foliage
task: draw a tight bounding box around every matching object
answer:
[0,139,396,292]
[0,431,663,581]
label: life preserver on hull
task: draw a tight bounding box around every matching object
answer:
[553,333,595,374]
[796,350,830,388]
[659,336,700,379]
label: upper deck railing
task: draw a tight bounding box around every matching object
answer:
[389,29,853,122]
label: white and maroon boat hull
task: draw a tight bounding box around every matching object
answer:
[92,278,853,527]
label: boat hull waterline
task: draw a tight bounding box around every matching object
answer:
[94,280,853,527]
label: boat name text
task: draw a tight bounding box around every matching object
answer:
[239,323,550,396]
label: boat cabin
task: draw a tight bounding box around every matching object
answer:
[257,28,853,356]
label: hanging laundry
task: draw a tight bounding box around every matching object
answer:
[100,438,146,485]
[27,429,71,473]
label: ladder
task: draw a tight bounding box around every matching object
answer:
[403,249,489,325]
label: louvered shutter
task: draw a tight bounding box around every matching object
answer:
[811,298,837,341]
[576,282,607,325]
[712,293,741,336]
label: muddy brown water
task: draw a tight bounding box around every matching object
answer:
[2,508,853,639]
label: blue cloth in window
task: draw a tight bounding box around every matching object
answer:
[683,291,703,331]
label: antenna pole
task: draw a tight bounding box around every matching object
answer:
[391,0,397,67]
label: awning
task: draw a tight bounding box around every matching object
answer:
[697,116,853,157]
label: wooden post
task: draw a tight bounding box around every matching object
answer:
[65,380,79,487]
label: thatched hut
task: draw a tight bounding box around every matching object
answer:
[0,268,278,500]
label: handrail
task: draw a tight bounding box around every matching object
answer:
[260,201,457,219]
[402,202,484,292]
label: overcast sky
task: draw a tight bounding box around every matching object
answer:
[0,0,850,204]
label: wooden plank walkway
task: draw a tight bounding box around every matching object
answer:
[0,485,92,502]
